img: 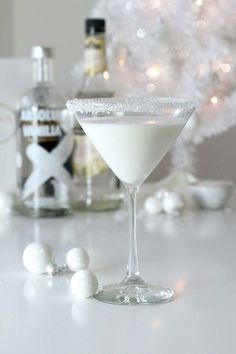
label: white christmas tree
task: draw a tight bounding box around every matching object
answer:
[72,0,236,175]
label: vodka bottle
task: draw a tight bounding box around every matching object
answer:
[17,46,73,217]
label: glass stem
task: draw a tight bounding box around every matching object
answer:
[126,185,140,280]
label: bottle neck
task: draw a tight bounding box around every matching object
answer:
[84,33,107,77]
[32,58,54,85]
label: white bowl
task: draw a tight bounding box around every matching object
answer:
[189,180,234,210]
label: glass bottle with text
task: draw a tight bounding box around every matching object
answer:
[17,46,73,217]
[72,19,124,211]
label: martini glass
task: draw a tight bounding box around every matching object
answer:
[67,97,197,305]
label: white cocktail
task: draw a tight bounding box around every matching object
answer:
[67,97,197,305]
[80,116,185,186]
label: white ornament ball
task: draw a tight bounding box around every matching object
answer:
[144,196,163,215]
[162,192,185,216]
[23,242,53,274]
[155,188,169,200]
[70,269,98,299]
[66,247,89,272]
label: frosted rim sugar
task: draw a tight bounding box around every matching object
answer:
[67,97,198,117]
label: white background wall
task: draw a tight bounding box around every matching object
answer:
[12,0,97,84]
[1,0,236,183]
[0,0,13,56]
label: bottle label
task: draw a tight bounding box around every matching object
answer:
[20,107,71,141]
[73,134,108,178]
[84,36,107,76]
[19,107,73,200]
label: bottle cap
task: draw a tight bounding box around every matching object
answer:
[86,19,105,34]
[31,46,54,59]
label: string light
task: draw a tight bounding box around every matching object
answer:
[146,65,160,78]
[126,1,134,11]
[221,63,231,73]
[137,28,146,38]
[196,0,203,6]
[118,59,125,66]
[210,96,218,105]
[212,61,231,73]
[103,71,109,80]
[152,0,161,8]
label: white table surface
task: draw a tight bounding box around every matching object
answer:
[0,186,236,354]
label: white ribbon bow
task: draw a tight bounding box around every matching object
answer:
[22,134,73,200]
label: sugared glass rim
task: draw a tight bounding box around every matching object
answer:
[67,97,199,115]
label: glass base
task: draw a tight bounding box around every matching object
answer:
[94,276,175,305]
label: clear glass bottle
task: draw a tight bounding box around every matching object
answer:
[72,19,124,211]
[17,46,73,217]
